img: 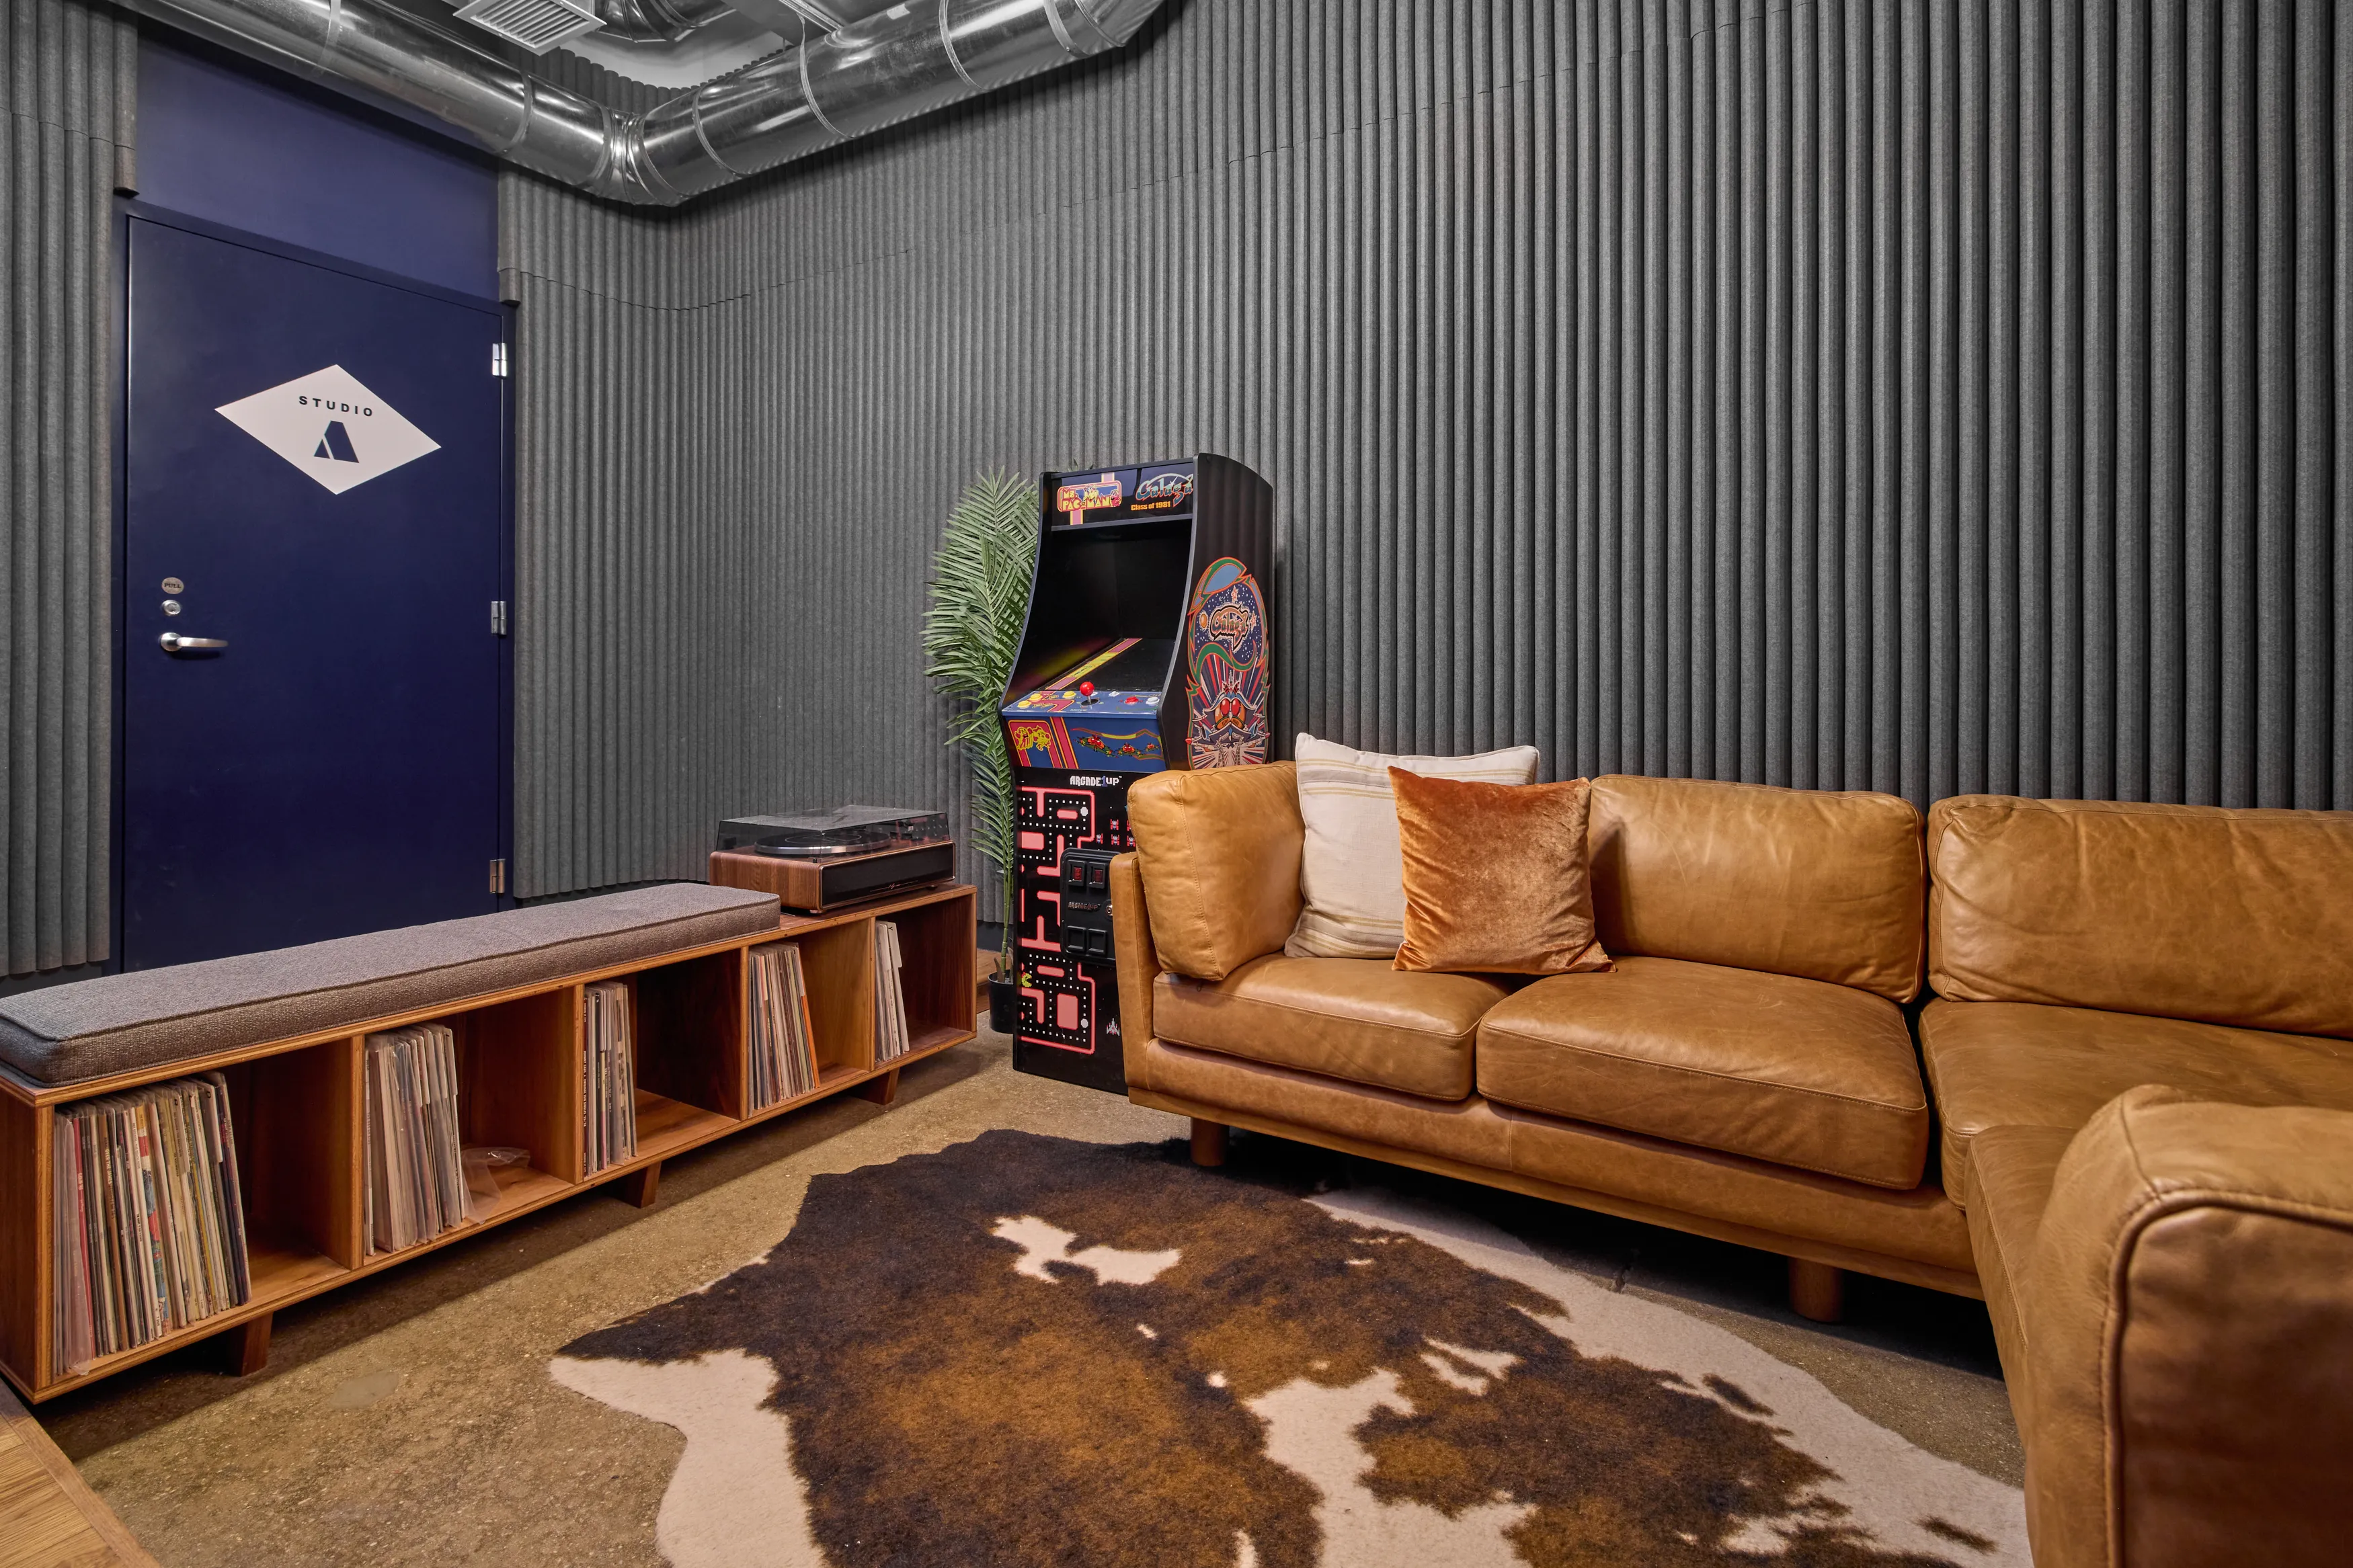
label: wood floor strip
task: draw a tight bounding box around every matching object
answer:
[0,1383,157,1568]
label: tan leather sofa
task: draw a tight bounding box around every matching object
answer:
[1112,769,2353,1566]
[1114,764,1977,1309]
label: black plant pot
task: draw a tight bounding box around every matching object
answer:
[986,975,1022,1035]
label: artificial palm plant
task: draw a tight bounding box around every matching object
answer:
[922,469,1040,981]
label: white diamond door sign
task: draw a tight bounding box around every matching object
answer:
[214,364,442,495]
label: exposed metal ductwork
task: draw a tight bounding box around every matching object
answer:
[758,0,895,30]
[590,0,902,48]
[588,0,736,46]
[120,0,1166,205]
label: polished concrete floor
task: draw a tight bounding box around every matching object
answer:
[37,1022,2019,1567]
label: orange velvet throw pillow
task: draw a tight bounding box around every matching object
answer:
[1389,768,1612,975]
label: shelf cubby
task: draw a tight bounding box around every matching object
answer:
[35,1037,360,1393]
[790,921,878,1081]
[453,989,580,1188]
[883,891,982,1058]
[355,992,580,1261]
[631,951,746,1121]
[225,1037,361,1276]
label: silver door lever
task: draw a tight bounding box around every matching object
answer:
[159,632,228,653]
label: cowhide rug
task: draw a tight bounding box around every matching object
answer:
[551,1130,2024,1567]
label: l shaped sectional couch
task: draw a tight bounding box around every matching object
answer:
[1113,765,2353,1568]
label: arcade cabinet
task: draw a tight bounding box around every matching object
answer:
[998,454,1273,1092]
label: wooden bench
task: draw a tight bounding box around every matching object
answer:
[0,881,974,1401]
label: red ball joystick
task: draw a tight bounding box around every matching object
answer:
[1078,682,1095,697]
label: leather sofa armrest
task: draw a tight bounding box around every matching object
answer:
[1126,763,1304,980]
[2023,1085,2353,1568]
[1110,852,1163,1092]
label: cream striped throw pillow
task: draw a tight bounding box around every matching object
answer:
[1283,733,1542,959]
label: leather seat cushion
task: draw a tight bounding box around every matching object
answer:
[1963,1122,2075,1402]
[1919,998,2353,1204]
[1130,1035,1977,1277]
[1152,956,1511,1101]
[1476,956,1930,1189]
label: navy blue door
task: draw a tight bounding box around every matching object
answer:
[122,216,506,970]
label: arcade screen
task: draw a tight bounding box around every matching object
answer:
[1023,639,1173,696]
[1004,520,1192,700]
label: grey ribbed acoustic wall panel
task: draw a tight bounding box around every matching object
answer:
[501,0,2352,904]
[2,0,132,973]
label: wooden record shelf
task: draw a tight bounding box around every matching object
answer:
[0,882,975,1403]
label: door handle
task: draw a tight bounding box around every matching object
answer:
[159,632,228,653]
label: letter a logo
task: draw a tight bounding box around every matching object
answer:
[314,420,359,462]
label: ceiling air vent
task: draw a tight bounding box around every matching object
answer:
[454,0,603,54]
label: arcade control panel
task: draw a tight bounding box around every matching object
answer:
[1002,638,1179,770]
[1003,654,1166,717]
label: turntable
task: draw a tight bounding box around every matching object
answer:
[710,806,955,913]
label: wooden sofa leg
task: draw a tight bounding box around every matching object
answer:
[227,1312,273,1377]
[1788,1258,1846,1323]
[616,1161,662,1209]
[1190,1119,1230,1167]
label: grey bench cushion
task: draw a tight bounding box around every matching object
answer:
[0,884,781,1088]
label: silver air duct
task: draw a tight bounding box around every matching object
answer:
[760,0,895,29]
[594,0,906,44]
[590,0,736,46]
[584,0,920,76]
[122,0,1165,204]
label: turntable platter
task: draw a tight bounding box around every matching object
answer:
[752,839,864,858]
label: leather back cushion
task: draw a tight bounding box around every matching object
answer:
[1929,796,2353,1038]
[1587,775,1926,1002]
[1128,763,1304,981]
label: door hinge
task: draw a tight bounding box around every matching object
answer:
[489,858,508,895]
[491,600,509,636]
[491,342,510,378]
